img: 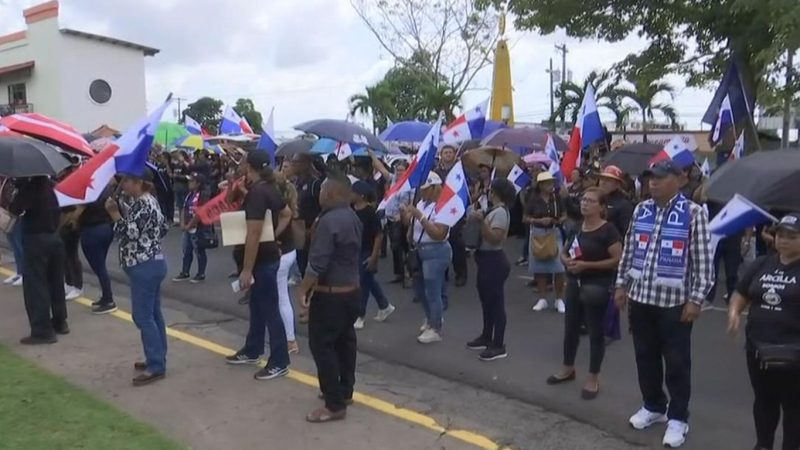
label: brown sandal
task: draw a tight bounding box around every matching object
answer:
[306,407,346,423]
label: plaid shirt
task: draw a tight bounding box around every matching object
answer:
[615,194,715,308]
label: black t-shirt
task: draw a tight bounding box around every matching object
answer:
[296,176,322,227]
[355,205,381,256]
[235,181,286,265]
[79,188,112,228]
[606,190,634,235]
[172,164,189,188]
[565,222,621,285]
[565,184,584,220]
[736,255,800,346]
[525,193,563,222]
[9,178,60,234]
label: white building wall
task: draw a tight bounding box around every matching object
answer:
[58,33,147,132]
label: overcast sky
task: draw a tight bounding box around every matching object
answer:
[3,0,716,136]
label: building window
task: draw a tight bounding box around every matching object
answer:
[89,79,112,104]
[8,83,26,105]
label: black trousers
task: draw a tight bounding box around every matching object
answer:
[387,220,408,277]
[22,232,67,337]
[59,226,82,289]
[707,236,742,304]
[475,250,510,347]
[629,301,693,422]
[448,221,467,279]
[563,279,608,374]
[747,348,800,450]
[309,289,360,413]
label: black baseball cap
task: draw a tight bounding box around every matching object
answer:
[246,150,272,169]
[352,180,374,197]
[775,213,800,233]
[643,159,683,178]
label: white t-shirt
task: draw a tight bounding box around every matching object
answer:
[411,200,450,244]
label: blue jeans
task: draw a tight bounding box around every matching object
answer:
[80,223,114,304]
[413,241,451,331]
[359,251,389,317]
[181,231,207,276]
[6,221,24,275]
[243,260,289,369]
[124,258,168,374]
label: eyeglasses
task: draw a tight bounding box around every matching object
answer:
[580,197,599,204]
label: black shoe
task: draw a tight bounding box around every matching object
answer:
[172,273,190,282]
[91,298,103,307]
[225,352,263,365]
[190,274,206,283]
[479,346,508,361]
[53,322,70,335]
[466,336,491,351]
[546,371,576,385]
[20,335,57,345]
[92,302,118,315]
[455,275,467,287]
[254,365,289,380]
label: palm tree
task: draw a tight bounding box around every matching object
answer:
[413,84,461,122]
[616,76,679,142]
[551,70,626,128]
[349,84,397,133]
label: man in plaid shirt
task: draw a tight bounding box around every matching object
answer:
[614,159,714,448]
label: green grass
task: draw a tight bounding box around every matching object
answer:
[0,345,185,450]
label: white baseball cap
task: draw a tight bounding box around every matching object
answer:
[420,172,443,189]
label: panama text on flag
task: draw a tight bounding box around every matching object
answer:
[434,160,470,227]
[442,99,488,144]
[220,106,254,134]
[561,85,604,180]
[507,164,531,193]
[55,96,173,206]
[649,136,696,168]
[378,117,443,210]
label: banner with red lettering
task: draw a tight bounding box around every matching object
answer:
[196,186,242,225]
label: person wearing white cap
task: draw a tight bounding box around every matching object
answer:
[524,172,567,313]
[401,172,451,344]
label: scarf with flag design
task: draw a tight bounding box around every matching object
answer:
[628,194,692,288]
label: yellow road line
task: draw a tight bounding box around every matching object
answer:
[0,266,510,450]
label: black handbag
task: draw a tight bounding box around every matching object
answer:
[406,212,433,275]
[196,225,219,249]
[755,343,800,370]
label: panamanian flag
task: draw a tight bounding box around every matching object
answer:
[568,237,582,259]
[635,233,649,250]
[220,105,254,134]
[434,160,470,227]
[561,85,604,180]
[661,239,685,256]
[506,164,531,193]
[441,99,489,144]
[649,136,696,168]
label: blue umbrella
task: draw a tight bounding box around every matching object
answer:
[379,121,432,142]
[311,138,384,157]
[480,120,507,139]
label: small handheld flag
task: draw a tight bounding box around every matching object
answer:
[506,164,531,194]
[442,99,489,144]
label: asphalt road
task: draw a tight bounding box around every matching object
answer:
[57,228,761,449]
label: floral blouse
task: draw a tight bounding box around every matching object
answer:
[113,193,169,268]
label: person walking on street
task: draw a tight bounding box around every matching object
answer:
[614,160,714,448]
[728,212,800,450]
[403,172,451,344]
[9,176,68,344]
[106,171,170,386]
[351,180,395,330]
[172,172,210,283]
[466,178,516,361]
[548,187,622,399]
[225,151,292,380]
[296,175,363,423]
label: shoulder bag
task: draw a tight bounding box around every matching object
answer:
[530,195,559,260]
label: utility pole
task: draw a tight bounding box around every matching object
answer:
[546,58,555,130]
[175,97,188,124]
[554,44,568,125]
[782,50,794,148]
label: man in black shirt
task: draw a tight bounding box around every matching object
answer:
[289,154,322,275]
[225,151,292,380]
[296,175,362,423]
[9,176,68,344]
[598,165,634,235]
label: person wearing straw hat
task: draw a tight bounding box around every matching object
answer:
[524,171,567,313]
[598,165,634,238]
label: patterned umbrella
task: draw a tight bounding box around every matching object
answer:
[0,113,93,157]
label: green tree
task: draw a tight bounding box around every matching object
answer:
[182,97,223,135]
[349,84,397,133]
[413,84,461,122]
[616,73,679,142]
[233,98,264,134]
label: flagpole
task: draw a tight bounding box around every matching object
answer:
[735,65,762,153]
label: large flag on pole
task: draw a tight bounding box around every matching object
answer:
[56,96,173,206]
[256,108,277,166]
[379,116,443,210]
[561,85,604,180]
[702,58,754,145]
[434,160,470,227]
[442,99,489,144]
[220,106,254,134]
[710,94,735,144]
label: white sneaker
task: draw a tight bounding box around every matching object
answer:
[353,317,365,330]
[374,304,396,322]
[12,276,22,287]
[555,298,566,314]
[65,287,83,301]
[3,274,19,285]
[420,319,430,332]
[417,328,442,344]
[532,298,549,312]
[662,420,689,448]
[629,407,668,430]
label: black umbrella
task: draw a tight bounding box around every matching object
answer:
[293,119,388,153]
[0,136,71,178]
[481,127,567,154]
[275,138,316,158]
[706,150,800,211]
[601,142,663,176]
